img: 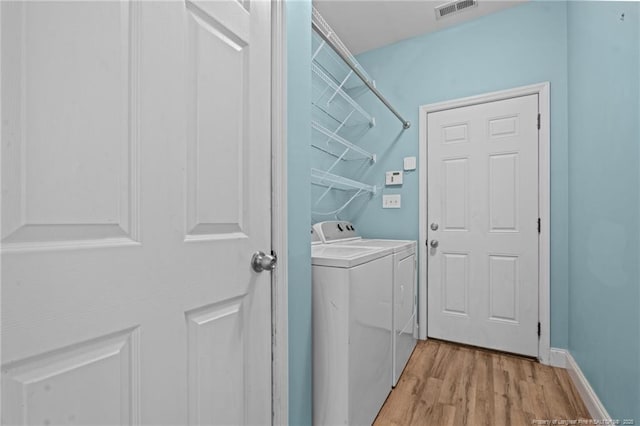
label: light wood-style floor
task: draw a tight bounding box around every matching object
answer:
[374,339,590,426]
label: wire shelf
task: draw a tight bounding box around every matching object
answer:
[311,168,376,194]
[312,7,373,84]
[311,121,376,162]
[311,6,410,130]
[312,63,375,127]
[312,32,368,96]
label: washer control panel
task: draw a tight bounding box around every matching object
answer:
[313,221,358,243]
[311,227,322,244]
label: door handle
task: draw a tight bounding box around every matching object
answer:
[251,251,277,272]
[430,240,439,248]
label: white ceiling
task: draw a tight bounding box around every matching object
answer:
[313,0,528,55]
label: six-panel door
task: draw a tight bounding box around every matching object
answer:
[427,95,539,357]
[1,1,272,424]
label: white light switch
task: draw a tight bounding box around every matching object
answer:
[383,194,401,208]
[385,171,403,185]
[404,157,416,171]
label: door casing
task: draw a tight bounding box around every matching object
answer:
[418,82,551,364]
[271,1,288,424]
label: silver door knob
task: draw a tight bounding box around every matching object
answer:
[430,240,439,248]
[251,251,277,272]
[430,222,439,231]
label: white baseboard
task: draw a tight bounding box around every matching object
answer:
[549,348,567,368]
[549,347,611,420]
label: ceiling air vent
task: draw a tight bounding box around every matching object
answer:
[435,0,478,20]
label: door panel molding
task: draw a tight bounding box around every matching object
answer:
[1,1,142,253]
[2,327,141,425]
[418,82,551,364]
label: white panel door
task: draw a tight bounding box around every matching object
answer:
[1,1,272,425]
[427,94,539,356]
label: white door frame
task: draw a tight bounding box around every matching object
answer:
[418,82,551,364]
[271,1,289,424]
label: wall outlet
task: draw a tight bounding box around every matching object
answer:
[383,194,401,209]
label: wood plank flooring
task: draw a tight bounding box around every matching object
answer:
[374,339,590,426]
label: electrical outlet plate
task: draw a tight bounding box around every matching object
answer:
[383,194,401,209]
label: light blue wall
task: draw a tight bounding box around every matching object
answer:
[303,0,640,418]
[567,2,640,419]
[286,1,312,425]
[341,1,571,348]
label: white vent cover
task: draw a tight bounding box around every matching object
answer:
[435,0,478,20]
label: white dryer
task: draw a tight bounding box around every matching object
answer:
[312,242,393,426]
[313,221,418,387]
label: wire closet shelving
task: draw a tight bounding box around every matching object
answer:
[310,7,409,217]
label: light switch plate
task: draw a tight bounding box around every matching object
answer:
[383,194,401,208]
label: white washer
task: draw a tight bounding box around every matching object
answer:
[312,242,393,426]
[311,226,323,246]
[314,221,418,387]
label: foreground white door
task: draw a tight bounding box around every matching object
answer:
[1,1,272,424]
[427,94,539,356]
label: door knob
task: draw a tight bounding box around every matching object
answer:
[430,240,439,248]
[251,251,277,272]
[430,222,439,231]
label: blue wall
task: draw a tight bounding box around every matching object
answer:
[342,1,571,348]
[567,2,640,419]
[287,1,312,424]
[304,0,640,418]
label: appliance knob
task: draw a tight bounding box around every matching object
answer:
[337,224,343,231]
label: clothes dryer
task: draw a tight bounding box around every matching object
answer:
[313,221,418,387]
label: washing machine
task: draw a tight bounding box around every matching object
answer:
[311,226,323,246]
[313,221,418,387]
[312,242,393,426]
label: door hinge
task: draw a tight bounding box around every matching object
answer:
[538,322,541,337]
[537,113,541,130]
[537,218,541,233]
